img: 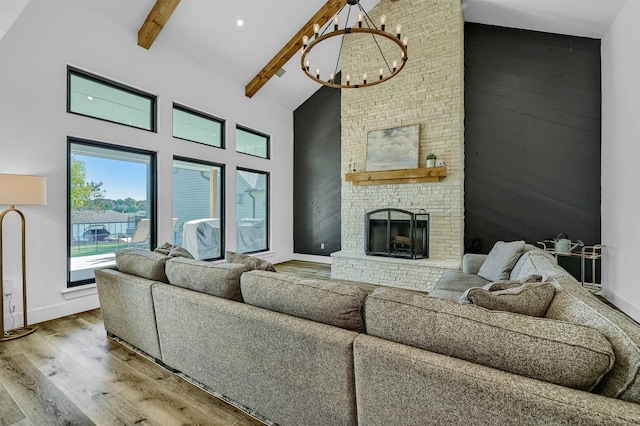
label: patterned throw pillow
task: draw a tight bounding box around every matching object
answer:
[460,275,556,317]
[477,240,526,281]
[225,250,277,272]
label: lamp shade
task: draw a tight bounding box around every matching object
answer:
[0,174,47,206]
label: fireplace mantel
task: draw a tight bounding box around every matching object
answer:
[345,167,447,186]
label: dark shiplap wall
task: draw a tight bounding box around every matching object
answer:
[464,23,602,254]
[293,86,341,256]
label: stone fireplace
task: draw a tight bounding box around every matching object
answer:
[331,0,465,292]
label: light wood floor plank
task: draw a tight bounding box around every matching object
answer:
[0,354,95,426]
[0,380,26,426]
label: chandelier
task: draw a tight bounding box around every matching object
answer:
[301,0,408,89]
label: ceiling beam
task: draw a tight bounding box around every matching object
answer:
[138,0,181,50]
[245,0,346,98]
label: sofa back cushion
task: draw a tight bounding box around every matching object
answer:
[546,275,640,403]
[115,249,169,283]
[241,271,368,332]
[365,287,615,391]
[165,257,251,302]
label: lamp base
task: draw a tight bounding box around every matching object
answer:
[1,325,38,341]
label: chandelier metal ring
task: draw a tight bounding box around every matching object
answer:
[300,25,409,89]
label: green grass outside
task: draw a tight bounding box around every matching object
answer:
[70,240,139,257]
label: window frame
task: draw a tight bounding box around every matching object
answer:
[172,103,225,148]
[67,137,157,287]
[67,66,157,132]
[235,166,270,254]
[235,125,271,159]
[172,155,226,261]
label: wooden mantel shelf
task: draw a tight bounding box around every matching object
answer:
[345,167,447,186]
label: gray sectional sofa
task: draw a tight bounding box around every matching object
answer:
[95,246,640,425]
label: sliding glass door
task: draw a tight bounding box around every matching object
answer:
[68,138,155,286]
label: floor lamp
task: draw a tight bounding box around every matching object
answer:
[0,173,47,341]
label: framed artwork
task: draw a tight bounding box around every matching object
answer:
[366,124,419,171]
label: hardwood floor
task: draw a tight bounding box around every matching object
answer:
[0,309,264,426]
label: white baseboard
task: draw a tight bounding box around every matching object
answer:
[292,254,332,264]
[28,294,101,326]
[601,288,640,323]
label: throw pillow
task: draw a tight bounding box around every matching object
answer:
[155,242,194,259]
[477,240,525,281]
[459,275,556,317]
[225,250,277,272]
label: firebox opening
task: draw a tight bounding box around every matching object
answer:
[366,208,429,259]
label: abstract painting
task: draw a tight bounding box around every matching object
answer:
[365,124,419,171]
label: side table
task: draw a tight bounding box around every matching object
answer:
[536,242,604,288]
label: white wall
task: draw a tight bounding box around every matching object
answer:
[601,0,640,322]
[0,0,294,327]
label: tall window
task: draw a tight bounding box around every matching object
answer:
[173,158,224,260]
[236,126,270,159]
[236,168,269,253]
[67,67,156,131]
[68,139,155,286]
[173,104,224,148]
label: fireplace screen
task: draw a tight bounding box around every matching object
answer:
[366,209,429,259]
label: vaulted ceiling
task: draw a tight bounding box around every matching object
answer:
[0,0,628,110]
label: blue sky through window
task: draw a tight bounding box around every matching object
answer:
[75,154,147,201]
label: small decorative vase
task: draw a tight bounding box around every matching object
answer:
[426,159,436,168]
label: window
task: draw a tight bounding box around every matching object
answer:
[236,126,270,158]
[173,158,224,260]
[68,138,156,286]
[173,104,224,148]
[67,67,156,131]
[236,168,269,253]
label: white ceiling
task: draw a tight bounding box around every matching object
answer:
[1,0,629,110]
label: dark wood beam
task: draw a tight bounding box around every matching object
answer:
[245,0,346,98]
[138,0,181,50]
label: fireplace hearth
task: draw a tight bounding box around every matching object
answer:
[365,209,429,259]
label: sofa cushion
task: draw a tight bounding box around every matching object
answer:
[460,275,556,317]
[241,270,368,332]
[225,251,277,272]
[165,257,252,302]
[115,249,169,283]
[545,275,640,403]
[477,240,525,281]
[365,287,615,391]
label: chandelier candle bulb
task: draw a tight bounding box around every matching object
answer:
[316,68,320,79]
[330,73,334,83]
[396,24,402,38]
[333,15,339,31]
[358,12,363,28]
[379,69,383,80]
[380,15,387,31]
[346,74,351,85]
[305,60,310,71]
[403,36,409,47]
[363,73,367,84]
[393,60,397,72]
[313,23,320,38]
[302,35,309,49]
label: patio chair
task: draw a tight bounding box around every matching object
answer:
[127,218,150,249]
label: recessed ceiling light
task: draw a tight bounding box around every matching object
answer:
[236,19,244,27]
